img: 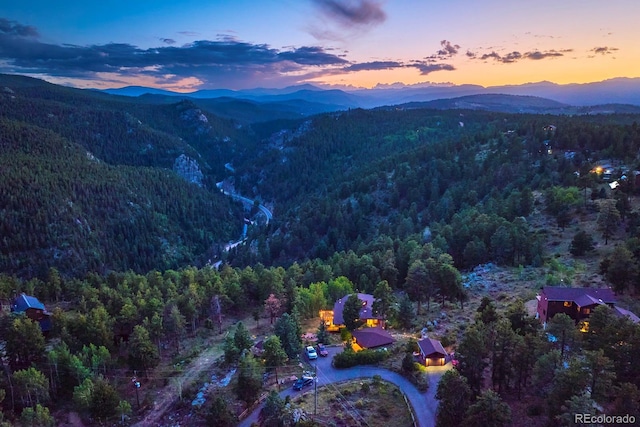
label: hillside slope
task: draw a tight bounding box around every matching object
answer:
[0,76,248,278]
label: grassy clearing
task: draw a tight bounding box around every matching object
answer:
[294,378,414,427]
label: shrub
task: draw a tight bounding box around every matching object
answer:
[332,348,389,369]
[340,328,352,343]
[402,353,416,373]
[440,331,456,348]
[405,339,419,353]
[372,375,382,387]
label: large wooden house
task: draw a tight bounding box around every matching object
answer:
[320,293,383,331]
[536,286,639,328]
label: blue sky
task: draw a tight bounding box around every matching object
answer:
[1,0,638,91]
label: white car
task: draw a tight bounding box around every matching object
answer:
[305,345,318,360]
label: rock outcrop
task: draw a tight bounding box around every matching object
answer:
[173,154,204,187]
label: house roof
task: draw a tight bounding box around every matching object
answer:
[332,293,380,325]
[12,293,45,312]
[418,338,447,358]
[352,327,395,349]
[541,287,617,307]
[613,306,640,323]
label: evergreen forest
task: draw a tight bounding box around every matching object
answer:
[2,73,640,426]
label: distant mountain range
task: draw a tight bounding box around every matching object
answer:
[379,94,640,115]
[102,77,640,114]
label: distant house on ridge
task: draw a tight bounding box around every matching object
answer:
[11,293,52,332]
[536,286,639,329]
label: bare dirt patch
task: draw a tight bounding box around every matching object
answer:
[293,378,414,427]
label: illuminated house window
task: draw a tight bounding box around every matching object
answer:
[563,301,571,307]
[582,308,591,314]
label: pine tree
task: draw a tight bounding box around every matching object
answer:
[569,230,594,256]
[128,325,159,375]
[397,294,414,329]
[236,352,263,404]
[463,389,511,427]
[342,294,363,331]
[435,370,472,427]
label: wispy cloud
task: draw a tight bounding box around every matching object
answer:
[410,62,455,75]
[312,0,386,27]
[343,61,401,72]
[159,38,176,45]
[525,50,563,60]
[591,46,618,55]
[474,49,567,63]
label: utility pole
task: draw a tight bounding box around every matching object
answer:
[132,376,141,409]
[314,363,317,419]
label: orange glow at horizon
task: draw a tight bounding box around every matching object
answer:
[308,56,640,90]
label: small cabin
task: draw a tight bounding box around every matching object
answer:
[11,293,52,332]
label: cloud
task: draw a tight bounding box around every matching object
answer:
[0,20,349,89]
[159,38,176,45]
[343,61,402,72]
[410,62,455,75]
[0,18,38,38]
[525,50,562,60]
[278,46,348,65]
[437,40,460,58]
[479,51,502,61]
[312,0,386,26]
[474,49,566,63]
[591,46,618,55]
[178,31,199,37]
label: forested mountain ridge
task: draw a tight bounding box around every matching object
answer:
[0,74,262,178]
[3,73,640,281]
[0,118,246,277]
[0,75,255,278]
[228,107,640,270]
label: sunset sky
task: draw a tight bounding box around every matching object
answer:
[1,0,638,91]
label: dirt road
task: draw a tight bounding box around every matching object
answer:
[131,344,222,427]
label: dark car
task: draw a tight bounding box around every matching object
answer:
[293,376,314,391]
[316,343,329,357]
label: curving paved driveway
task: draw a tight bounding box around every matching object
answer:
[239,346,450,427]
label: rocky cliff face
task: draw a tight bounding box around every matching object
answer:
[179,107,212,135]
[173,154,204,187]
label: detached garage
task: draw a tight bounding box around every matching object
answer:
[418,337,448,367]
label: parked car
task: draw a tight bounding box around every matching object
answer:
[306,345,318,360]
[316,343,329,357]
[293,375,314,390]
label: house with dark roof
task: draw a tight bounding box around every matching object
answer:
[11,293,52,332]
[417,337,448,367]
[613,306,640,323]
[352,326,395,350]
[536,286,639,327]
[322,293,383,330]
